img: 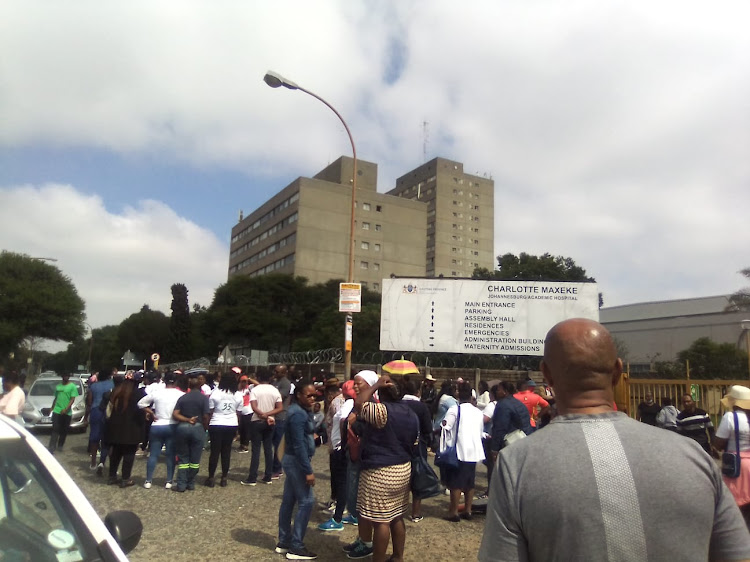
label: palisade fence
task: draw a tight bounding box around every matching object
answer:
[623,375,749,426]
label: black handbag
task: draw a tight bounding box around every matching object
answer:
[434,404,461,469]
[722,411,741,478]
[411,445,441,499]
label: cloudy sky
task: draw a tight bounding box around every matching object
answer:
[1,1,748,335]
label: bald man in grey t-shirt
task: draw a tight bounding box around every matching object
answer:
[479,319,750,562]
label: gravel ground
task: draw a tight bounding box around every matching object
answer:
[49,431,488,561]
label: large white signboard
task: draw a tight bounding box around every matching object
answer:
[380,278,599,356]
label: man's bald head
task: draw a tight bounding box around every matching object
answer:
[541,318,622,413]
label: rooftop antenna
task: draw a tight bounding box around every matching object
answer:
[423,120,429,163]
[238,209,244,222]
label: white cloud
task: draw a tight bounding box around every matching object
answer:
[0,1,748,310]
[0,183,227,328]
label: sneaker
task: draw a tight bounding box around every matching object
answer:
[317,518,344,532]
[13,479,32,494]
[342,539,362,553]
[262,477,273,484]
[135,450,146,457]
[165,482,173,489]
[324,499,336,512]
[275,543,290,554]
[271,472,282,480]
[119,479,135,488]
[89,463,98,471]
[240,479,257,486]
[143,481,152,489]
[409,515,423,523]
[341,515,358,526]
[96,463,104,476]
[346,542,373,559]
[238,448,249,454]
[286,547,318,560]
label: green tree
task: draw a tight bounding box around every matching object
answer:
[164,283,193,362]
[726,267,750,312]
[0,251,86,356]
[677,337,747,380]
[117,305,170,361]
[474,252,596,282]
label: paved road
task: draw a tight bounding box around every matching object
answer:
[49,431,486,561]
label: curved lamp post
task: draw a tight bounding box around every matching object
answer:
[263,70,358,378]
[742,320,750,381]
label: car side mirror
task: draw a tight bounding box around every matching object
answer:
[104,510,142,554]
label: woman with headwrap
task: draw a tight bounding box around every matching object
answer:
[354,375,419,562]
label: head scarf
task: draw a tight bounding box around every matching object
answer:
[341,380,356,400]
[354,370,379,388]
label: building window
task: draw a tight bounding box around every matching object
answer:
[374,243,381,251]
[373,282,380,290]
[373,263,380,271]
[375,224,381,231]
[452,259,457,265]
[361,281,368,288]
[473,250,479,256]
[362,222,370,230]
[361,241,369,250]
[452,224,457,229]
[452,247,457,253]
[361,261,369,269]
[363,202,371,211]
[376,205,382,212]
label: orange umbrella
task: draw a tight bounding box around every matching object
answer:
[382,359,421,376]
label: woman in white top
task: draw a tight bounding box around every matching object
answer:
[440,381,485,522]
[205,374,242,487]
[714,385,750,511]
[137,371,184,489]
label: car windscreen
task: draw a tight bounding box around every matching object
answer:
[29,380,84,397]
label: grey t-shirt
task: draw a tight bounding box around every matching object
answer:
[478,412,750,562]
[273,376,292,421]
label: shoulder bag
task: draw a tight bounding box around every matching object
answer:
[435,404,461,469]
[722,411,742,478]
[411,440,441,499]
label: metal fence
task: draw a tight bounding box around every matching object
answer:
[623,376,749,425]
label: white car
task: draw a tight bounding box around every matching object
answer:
[0,415,142,561]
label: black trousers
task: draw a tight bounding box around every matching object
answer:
[208,425,237,478]
[248,420,274,481]
[330,448,349,521]
[48,413,72,453]
[110,444,138,479]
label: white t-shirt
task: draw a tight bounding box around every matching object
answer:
[249,384,282,422]
[482,400,497,434]
[442,402,486,463]
[138,387,184,426]
[716,410,750,453]
[0,386,26,419]
[209,389,242,426]
[236,386,255,416]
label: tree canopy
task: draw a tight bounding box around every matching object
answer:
[677,337,748,380]
[726,267,750,312]
[0,251,86,356]
[164,283,193,362]
[473,252,596,282]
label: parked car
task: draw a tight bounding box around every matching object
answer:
[0,415,142,560]
[22,375,88,431]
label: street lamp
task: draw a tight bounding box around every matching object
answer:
[263,70,358,379]
[84,322,94,373]
[742,320,750,381]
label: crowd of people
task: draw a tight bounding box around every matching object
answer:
[3,318,750,560]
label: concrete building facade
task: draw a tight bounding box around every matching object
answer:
[600,295,750,372]
[228,156,495,290]
[387,157,495,277]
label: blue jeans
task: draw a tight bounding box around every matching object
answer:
[175,423,205,490]
[272,418,287,474]
[278,456,315,550]
[146,424,176,482]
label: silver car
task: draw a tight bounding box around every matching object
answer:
[23,375,88,430]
